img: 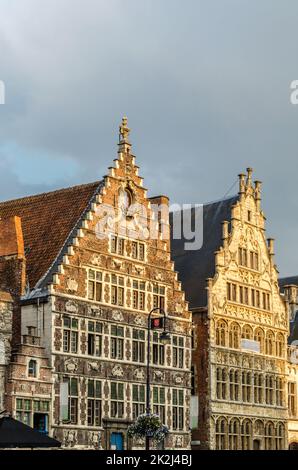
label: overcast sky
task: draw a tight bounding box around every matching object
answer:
[0,0,298,276]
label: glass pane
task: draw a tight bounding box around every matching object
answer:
[95,381,101,398]
[63,316,71,328]
[160,388,165,404]
[111,325,117,336]
[89,269,95,280]
[118,383,124,400]
[117,326,124,337]
[16,399,23,410]
[71,378,78,396]
[132,385,138,401]
[88,380,94,398]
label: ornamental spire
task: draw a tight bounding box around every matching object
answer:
[118,117,131,154]
[119,116,131,145]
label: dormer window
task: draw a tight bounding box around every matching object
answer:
[248,210,252,222]
[28,359,37,378]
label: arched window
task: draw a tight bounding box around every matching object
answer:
[254,328,264,353]
[276,334,284,357]
[229,323,240,349]
[254,373,264,404]
[265,330,275,356]
[216,320,227,347]
[216,367,227,400]
[229,369,240,401]
[216,417,228,450]
[28,359,37,378]
[242,324,253,340]
[242,371,252,403]
[241,419,252,450]
[265,375,274,405]
[276,377,283,407]
[229,418,240,450]
[265,422,275,450]
[276,423,285,450]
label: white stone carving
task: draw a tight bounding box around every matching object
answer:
[175,435,184,448]
[87,306,103,317]
[174,323,184,334]
[65,300,78,314]
[134,314,146,326]
[67,278,78,292]
[112,365,124,377]
[155,273,163,281]
[134,369,145,380]
[91,254,102,266]
[134,265,145,275]
[175,303,184,314]
[112,260,122,269]
[112,310,124,322]
[88,361,100,372]
[154,370,165,381]
[64,358,78,373]
[88,431,102,449]
[64,429,77,447]
[174,375,183,385]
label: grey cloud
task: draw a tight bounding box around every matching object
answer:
[0,0,298,275]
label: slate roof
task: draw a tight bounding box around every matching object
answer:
[278,276,298,289]
[0,181,101,290]
[170,195,239,309]
[289,313,298,344]
[0,416,61,448]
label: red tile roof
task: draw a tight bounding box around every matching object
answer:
[0,181,101,289]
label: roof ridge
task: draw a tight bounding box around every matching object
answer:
[0,180,101,206]
[169,194,238,213]
[203,194,238,206]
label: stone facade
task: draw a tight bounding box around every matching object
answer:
[191,169,289,450]
[1,119,192,449]
[0,291,13,412]
[287,345,298,449]
[5,326,52,433]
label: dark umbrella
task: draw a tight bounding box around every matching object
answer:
[0,416,61,448]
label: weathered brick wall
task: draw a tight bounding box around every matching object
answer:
[0,293,13,412]
[192,310,210,449]
[0,216,26,346]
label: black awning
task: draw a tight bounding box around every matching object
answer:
[0,417,61,448]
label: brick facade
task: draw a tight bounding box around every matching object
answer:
[0,119,192,449]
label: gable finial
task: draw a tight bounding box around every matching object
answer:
[246,167,253,188]
[119,117,130,144]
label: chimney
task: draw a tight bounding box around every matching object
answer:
[0,216,24,258]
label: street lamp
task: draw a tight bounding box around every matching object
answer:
[145,307,171,451]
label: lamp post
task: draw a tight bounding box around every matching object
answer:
[145,307,171,451]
